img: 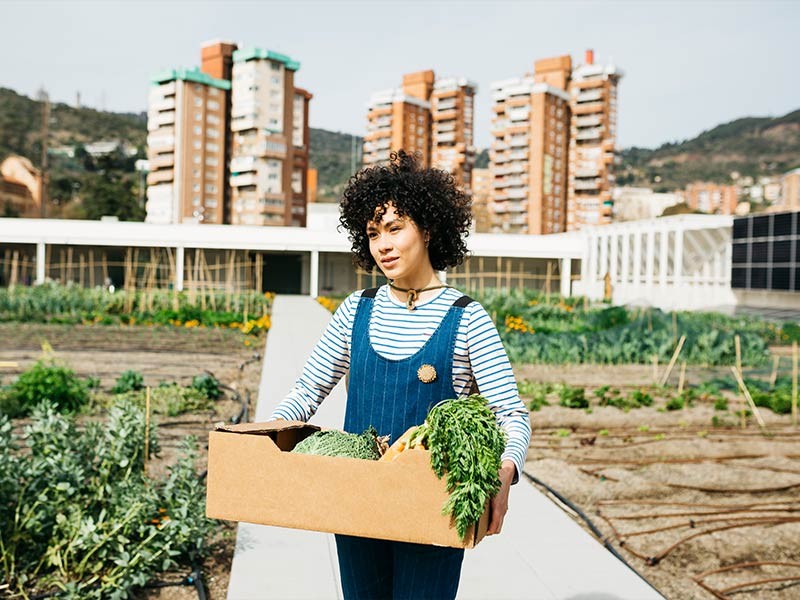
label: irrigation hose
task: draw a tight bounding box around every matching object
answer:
[521,469,665,597]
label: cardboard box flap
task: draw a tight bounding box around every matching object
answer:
[214,420,320,435]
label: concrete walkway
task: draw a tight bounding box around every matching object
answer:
[226,295,664,600]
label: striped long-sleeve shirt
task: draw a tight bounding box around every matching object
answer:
[270,285,531,479]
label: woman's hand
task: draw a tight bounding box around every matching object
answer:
[487,460,517,535]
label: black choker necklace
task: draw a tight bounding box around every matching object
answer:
[388,282,448,310]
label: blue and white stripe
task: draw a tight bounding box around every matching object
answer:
[270,285,531,479]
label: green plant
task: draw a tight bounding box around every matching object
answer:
[714,397,729,411]
[3,359,88,416]
[117,384,213,417]
[627,389,654,408]
[519,380,551,411]
[0,400,214,598]
[85,375,101,390]
[191,373,222,400]
[405,395,506,539]
[113,369,145,394]
[665,396,685,411]
[292,427,382,460]
[557,384,588,409]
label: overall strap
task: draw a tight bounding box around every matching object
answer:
[361,287,380,299]
[452,294,474,308]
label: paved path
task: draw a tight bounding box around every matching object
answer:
[227,295,664,600]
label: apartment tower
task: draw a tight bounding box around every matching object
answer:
[488,56,571,234]
[200,40,237,222]
[431,78,477,194]
[229,48,311,226]
[145,68,231,224]
[363,70,476,193]
[567,49,622,230]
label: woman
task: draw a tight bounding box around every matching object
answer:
[270,151,531,599]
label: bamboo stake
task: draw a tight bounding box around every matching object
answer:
[506,260,512,291]
[2,249,9,284]
[545,262,552,303]
[678,361,687,395]
[659,334,686,386]
[479,257,485,295]
[731,366,766,430]
[770,355,781,389]
[144,386,151,476]
[78,254,85,287]
[60,249,66,283]
[672,311,678,346]
[518,261,524,291]
[735,334,742,375]
[793,341,798,428]
[102,253,109,288]
[496,256,501,290]
[66,246,73,283]
[88,251,95,288]
[9,251,19,289]
[652,354,659,384]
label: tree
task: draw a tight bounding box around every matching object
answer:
[79,170,144,221]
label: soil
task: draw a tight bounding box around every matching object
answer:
[0,323,263,600]
[514,362,800,600]
[3,324,797,599]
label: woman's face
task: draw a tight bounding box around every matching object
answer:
[367,203,430,282]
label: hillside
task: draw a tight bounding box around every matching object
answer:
[0,87,146,163]
[2,85,797,203]
[618,109,800,190]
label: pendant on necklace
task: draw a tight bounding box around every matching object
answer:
[417,364,437,383]
[406,289,418,311]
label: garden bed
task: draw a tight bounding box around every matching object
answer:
[0,323,262,599]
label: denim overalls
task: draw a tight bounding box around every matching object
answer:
[335,287,473,600]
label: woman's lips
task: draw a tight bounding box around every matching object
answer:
[381,257,399,267]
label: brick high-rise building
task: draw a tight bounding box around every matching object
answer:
[488,55,571,234]
[145,68,230,224]
[145,43,311,227]
[201,40,237,222]
[363,70,476,193]
[229,48,311,226]
[567,49,622,230]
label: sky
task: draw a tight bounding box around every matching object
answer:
[3,0,799,150]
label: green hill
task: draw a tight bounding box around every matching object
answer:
[618,109,800,191]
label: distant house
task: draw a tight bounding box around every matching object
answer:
[0,155,41,217]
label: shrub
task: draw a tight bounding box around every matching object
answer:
[113,369,145,394]
[3,359,88,416]
[714,397,729,411]
[191,372,221,400]
[666,396,685,411]
[558,384,588,409]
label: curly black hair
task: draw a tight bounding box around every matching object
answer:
[338,151,472,272]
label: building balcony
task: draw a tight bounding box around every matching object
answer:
[433,109,457,121]
[436,132,456,143]
[506,187,529,200]
[436,100,457,111]
[146,169,174,185]
[576,127,603,141]
[574,167,600,178]
[149,153,174,169]
[492,141,509,151]
[367,106,392,119]
[576,89,603,103]
[508,149,528,160]
[230,173,258,187]
[574,179,601,191]
[150,97,176,112]
[507,108,530,122]
[230,156,256,173]
[509,136,528,148]
[147,133,175,150]
[575,115,602,128]
[572,102,605,116]
[231,116,257,132]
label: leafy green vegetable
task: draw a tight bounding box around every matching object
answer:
[407,395,506,539]
[292,427,382,460]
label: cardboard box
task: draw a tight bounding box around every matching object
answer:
[206,420,489,548]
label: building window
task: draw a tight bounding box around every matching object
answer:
[193,183,201,192]
[207,142,219,152]
[207,128,219,139]
[194,97,203,107]
[205,184,217,193]
[193,140,202,150]
[271,76,280,84]
[206,157,218,166]
[194,125,202,135]
[209,88,218,96]
[271,62,281,71]
[192,197,201,206]
[208,100,220,111]
[195,112,202,121]
[193,155,201,164]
